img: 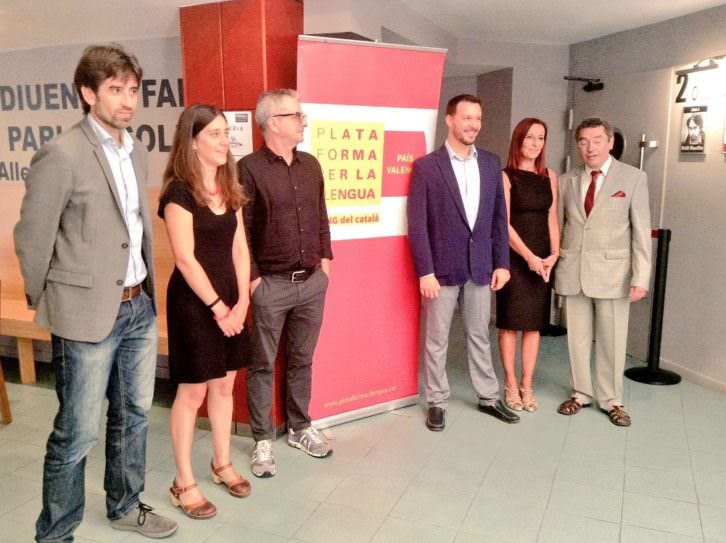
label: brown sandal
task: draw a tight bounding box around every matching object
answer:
[557,397,589,415]
[211,460,251,498]
[605,405,631,427]
[504,386,523,411]
[520,388,538,412]
[169,480,217,519]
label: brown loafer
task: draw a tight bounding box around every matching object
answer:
[211,460,252,498]
[557,397,590,416]
[604,405,631,427]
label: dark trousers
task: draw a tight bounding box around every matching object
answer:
[246,269,328,441]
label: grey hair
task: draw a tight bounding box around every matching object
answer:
[575,117,613,141]
[255,89,299,132]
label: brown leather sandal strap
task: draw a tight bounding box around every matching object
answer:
[171,480,198,497]
[212,462,233,475]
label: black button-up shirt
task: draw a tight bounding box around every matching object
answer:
[239,144,333,280]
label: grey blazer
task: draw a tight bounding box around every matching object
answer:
[554,158,652,299]
[14,116,156,342]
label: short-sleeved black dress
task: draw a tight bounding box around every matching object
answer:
[158,179,246,383]
[496,168,553,331]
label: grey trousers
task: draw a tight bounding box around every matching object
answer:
[565,293,630,410]
[246,270,328,441]
[422,280,499,408]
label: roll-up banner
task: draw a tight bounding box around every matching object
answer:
[297,36,447,426]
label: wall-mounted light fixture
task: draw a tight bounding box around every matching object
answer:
[564,76,604,92]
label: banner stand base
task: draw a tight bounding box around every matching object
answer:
[313,394,419,430]
[197,417,287,439]
[624,367,681,385]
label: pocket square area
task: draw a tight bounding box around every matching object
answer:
[611,191,626,197]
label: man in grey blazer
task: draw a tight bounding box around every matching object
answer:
[555,117,651,426]
[14,44,177,541]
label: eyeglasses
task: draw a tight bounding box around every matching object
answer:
[271,112,306,122]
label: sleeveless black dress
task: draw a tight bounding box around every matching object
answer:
[158,179,246,383]
[496,168,553,331]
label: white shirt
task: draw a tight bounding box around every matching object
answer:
[581,155,613,205]
[88,115,147,287]
[445,141,480,230]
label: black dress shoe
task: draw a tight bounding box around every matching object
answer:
[478,400,520,424]
[425,407,445,431]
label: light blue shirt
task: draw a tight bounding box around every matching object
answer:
[445,141,480,230]
[88,114,147,287]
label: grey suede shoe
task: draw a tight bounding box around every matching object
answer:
[110,502,178,539]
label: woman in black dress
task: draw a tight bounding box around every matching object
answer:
[496,118,560,412]
[159,105,251,519]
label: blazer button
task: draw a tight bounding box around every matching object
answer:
[116,280,123,286]
[122,242,129,249]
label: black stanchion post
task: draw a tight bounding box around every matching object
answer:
[625,228,681,385]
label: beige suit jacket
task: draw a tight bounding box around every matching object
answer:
[554,159,652,299]
[14,116,156,342]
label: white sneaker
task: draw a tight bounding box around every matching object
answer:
[287,427,332,458]
[250,439,276,478]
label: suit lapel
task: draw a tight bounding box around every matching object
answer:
[435,147,469,229]
[568,169,586,222]
[471,150,489,232]
[81,117,126,226]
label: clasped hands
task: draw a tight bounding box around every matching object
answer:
[527,253,558,283]
[212,300,248,337]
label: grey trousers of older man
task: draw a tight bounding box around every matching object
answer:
[422,280,500,408]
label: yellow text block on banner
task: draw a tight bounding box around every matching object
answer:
[311,121,384,207]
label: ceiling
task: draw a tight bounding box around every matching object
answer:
[0,0,724,52]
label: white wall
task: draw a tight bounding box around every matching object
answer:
[304,1,570,173]
[570,5,726,390]
[455,39,570,173]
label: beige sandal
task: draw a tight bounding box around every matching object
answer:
[504,386,523,411]
[520,388,538,412]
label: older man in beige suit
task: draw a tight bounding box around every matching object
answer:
[555,117,651,427]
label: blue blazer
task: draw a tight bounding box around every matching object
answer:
[406,145,509,286]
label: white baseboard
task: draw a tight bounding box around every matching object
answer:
[660,357,726,393]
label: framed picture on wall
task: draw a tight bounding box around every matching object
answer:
[680,106,707,153]
[723,115,726,154]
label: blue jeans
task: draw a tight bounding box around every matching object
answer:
[35,292,157,542]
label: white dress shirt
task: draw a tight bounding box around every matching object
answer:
[88,114,147,287]
[445,141,480,230]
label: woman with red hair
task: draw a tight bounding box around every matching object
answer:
[496,118,560,412]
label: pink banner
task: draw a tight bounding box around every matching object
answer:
[297,37,446,423]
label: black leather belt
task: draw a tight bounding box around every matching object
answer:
[271,268,316,283]
[121,284,143,302]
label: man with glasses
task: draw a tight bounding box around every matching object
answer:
[238,89,333,478]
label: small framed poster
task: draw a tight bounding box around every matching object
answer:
[223,111,254,161]
[680,105,707,153]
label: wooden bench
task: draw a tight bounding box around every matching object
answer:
[1,185,173,384]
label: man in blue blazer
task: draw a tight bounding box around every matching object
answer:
[407,94,518,431]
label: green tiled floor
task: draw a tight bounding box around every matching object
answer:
[2,327,726,542]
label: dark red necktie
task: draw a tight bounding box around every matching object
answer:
[584,170,600,217]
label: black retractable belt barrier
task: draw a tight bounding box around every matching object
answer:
[625,229,681,385]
